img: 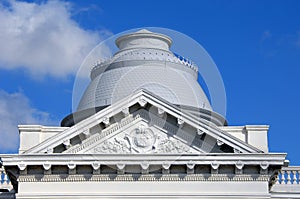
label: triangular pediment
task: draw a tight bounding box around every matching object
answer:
[64,112,202,154]
[25,89,263,154]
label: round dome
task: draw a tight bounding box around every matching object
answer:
[77,29,211,111]
[61,29,226,127]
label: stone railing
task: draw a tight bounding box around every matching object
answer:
[271,166,300,198]
[0,166,12,191]
[276,166,300,185]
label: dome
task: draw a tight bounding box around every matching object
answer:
[61,29,226,127]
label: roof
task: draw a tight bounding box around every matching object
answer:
[27,89,261,154]
[75,30,216,125]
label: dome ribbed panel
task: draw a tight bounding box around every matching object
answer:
[77,64,211,111]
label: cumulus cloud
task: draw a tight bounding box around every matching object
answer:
[0,0,108,78]
[0,90,55,153]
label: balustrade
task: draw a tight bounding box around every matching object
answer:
[276,166,300,185]
[0,167,11,190]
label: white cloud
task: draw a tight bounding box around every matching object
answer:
[0,90,55,153]
[0,0,109,78]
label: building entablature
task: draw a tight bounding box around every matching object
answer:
[2,153,286,176]
[1,153,286,192]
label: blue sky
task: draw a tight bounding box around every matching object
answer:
[0,0,300,165]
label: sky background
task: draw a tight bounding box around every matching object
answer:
[0,0,300,165]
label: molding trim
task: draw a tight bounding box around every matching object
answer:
[18,173,271,182]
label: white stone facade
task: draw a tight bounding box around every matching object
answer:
[0,29,299,198]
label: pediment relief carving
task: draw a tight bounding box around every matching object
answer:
[87,121,197,154]
[63,109,200,154]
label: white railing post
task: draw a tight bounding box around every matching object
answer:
[3,173,8,185]
[287,170,291,184]
[292,170,297,184]
[0,167,4,185]
[275,171,280,184]
[281,170,286,184]
[295,170,298,184]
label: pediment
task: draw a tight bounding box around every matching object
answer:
[25,89,263,154]
[65,113,201,154]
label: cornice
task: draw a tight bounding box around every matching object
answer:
[18,125,68,133]
[1,153,286,166]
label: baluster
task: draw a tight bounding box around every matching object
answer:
[0,170,3,185]
[275,172,280,184]
[292,170,297,184]
[295,170,300,184]
[287,171,291,184]
[281,170,286,184]
[3,174,8,185]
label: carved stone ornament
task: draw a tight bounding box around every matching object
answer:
[46,147,53,154]
[131,125,156,152]
[217,139,224,146]
[67,161,76,169]
[140,161,149,170]
[63,139,70,146]
[157,107,165,116]
[94,138,131,154]
[138,97,147,107]
[82,129,90,136]
[187,161,195,169]
[177,118,184,127]
[197,129,204,136]
[43,162,51,170]
[92,161,100,170]
[92,121,193,154]
[234,148,241,153]
[162,162,171,170]
[18,162,27,171]
[211,161,219,170]
[260,161,269,170]
[117,163,125,170]
[235,161,244,170]
[102,117,110,126]
[122,107,129,116]
[157,139,190,154]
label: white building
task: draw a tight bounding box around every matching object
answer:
[1,29,299,198]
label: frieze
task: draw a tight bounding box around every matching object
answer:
[94,139,131,154]
[17,173,271,182]
[157,139,190,153]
